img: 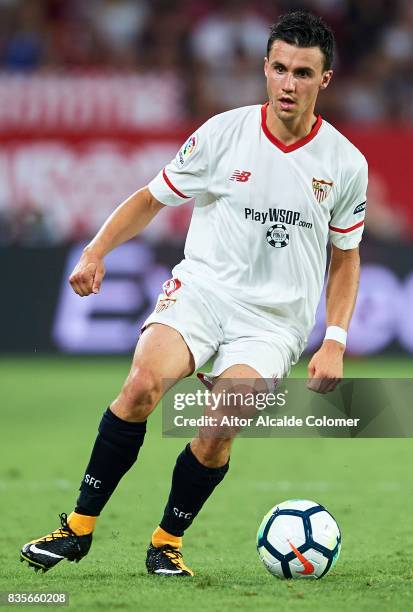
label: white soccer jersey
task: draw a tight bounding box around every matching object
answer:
[148,103,368,346]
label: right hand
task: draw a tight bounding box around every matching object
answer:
[69,250,105,296]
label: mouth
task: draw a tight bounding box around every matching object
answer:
[278,96,296,111]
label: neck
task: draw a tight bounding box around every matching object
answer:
[266,102,317,146]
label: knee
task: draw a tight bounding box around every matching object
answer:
[114,366,162,420]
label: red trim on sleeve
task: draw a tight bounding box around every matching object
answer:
[162,168,191,199]
[329,220,365,234]
[261,103,322,153]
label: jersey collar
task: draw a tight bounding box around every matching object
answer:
[261,102,322,153]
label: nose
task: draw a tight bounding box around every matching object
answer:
[282,72,295,92]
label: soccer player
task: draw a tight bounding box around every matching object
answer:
[21,11,367,576]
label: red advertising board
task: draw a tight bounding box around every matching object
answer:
[0,75,410,241]
[1,125,413,242]
[341,125,413,239]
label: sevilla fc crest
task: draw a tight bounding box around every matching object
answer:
[312,178,333,203]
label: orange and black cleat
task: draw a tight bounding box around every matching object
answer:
[20,513,92,573]
[146,543,194,576]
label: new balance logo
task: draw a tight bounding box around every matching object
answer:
[230,170,251,182]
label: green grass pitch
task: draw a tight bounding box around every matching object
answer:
[1,355,413,611]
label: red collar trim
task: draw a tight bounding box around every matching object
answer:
[261,102,322,153]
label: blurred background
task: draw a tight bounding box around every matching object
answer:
[0,0,412,360]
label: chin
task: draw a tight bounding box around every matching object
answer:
[276,108,297,121]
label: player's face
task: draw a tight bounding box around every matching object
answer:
[264,40,333,123]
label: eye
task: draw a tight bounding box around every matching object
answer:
[296,70,310,78]
[274,65,285,74]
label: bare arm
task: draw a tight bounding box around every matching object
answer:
[69,187,165,296]
[307,245,360,393]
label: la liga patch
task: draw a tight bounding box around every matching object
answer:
[176,134,198,168]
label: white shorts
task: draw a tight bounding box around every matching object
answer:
[142,274,302,381]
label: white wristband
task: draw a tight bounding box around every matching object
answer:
[324,326,347,346]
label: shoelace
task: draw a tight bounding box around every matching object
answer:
[39,513,76,542]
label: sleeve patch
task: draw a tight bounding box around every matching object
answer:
[176,134,198,168]
[353,201,366,214]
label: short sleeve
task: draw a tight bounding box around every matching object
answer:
[148,121,211,207]
[329,158,368,249]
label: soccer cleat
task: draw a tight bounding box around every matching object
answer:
[146,543,194,576]
[20,513,92,573]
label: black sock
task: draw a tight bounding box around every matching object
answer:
[75,408,146,516]
[159,443,229,537]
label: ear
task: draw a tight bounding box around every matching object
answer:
[320,70,333,90]
[264,57,269,78]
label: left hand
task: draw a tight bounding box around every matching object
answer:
[307,340,345,394]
